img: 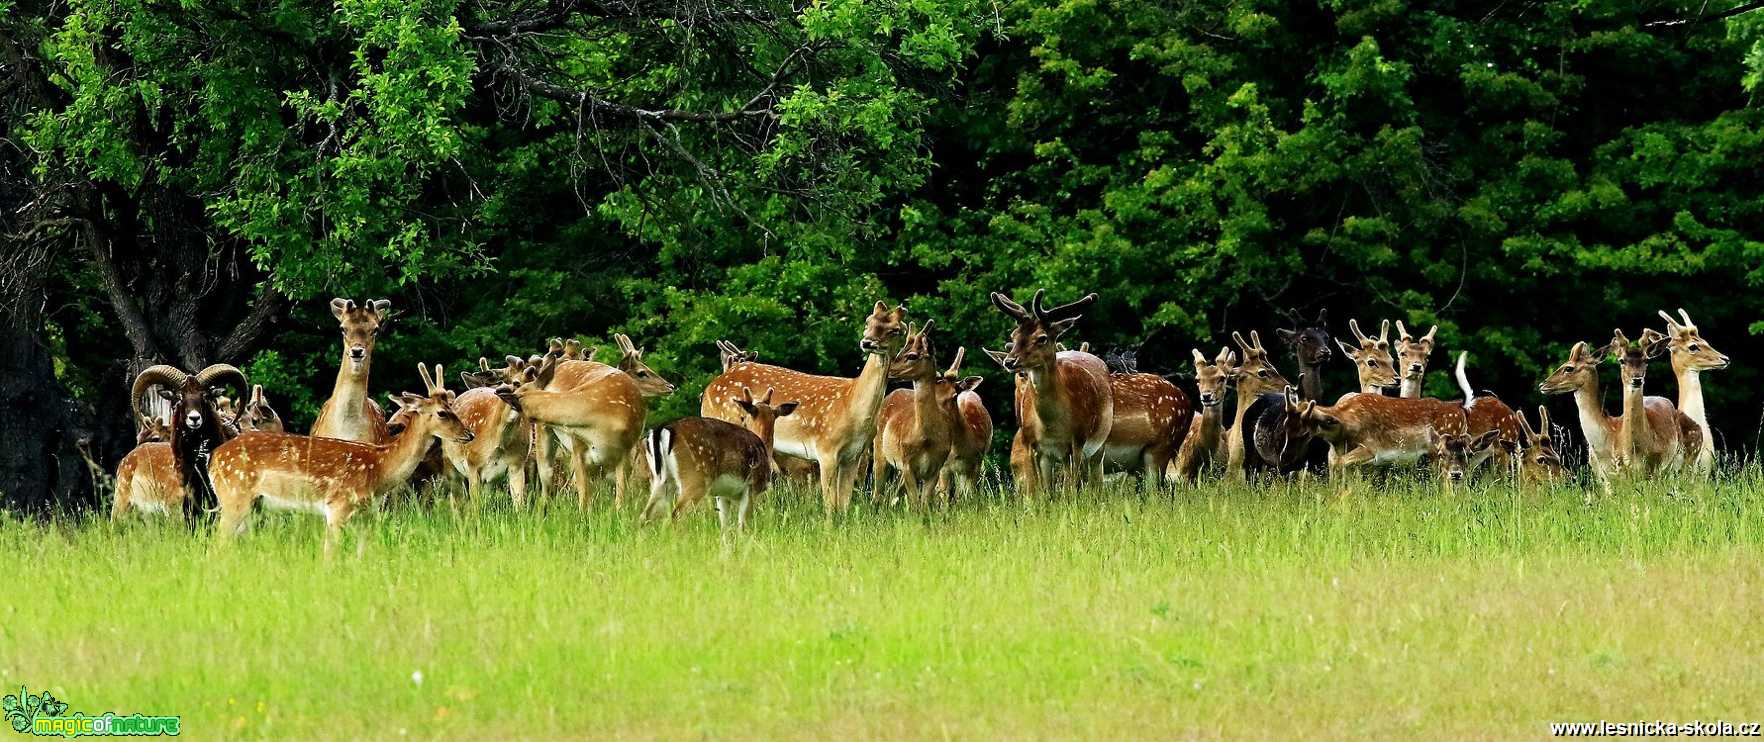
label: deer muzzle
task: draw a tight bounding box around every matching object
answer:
[350,346,367,362]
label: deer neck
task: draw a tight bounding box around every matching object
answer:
[1196,402,1223,446]
[1296,359,1323,400]
[371,424,439,495]
[909,374,949,440]
[1399,376,1422,399]
[1226,384,1260,471]
[1673,363,1709,440]
[329,349,371,412]
[1025,363,1070,427]
[844,352,891,433]
[1619,379,1648,457]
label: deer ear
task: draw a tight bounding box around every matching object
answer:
[735,398,758,417]
[957,375,984,392]
[1334,339,1356,358]
[1276,328,1298,344]
[1472,430,1500,451]
[775,401,800,417]
[330,298,350,320]
[400,392,424,406]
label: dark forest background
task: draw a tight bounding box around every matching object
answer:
[5,0,1764,507]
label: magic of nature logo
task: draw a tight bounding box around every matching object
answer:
[3,686,180,737]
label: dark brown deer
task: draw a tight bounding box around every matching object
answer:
[1276,308,1332,401]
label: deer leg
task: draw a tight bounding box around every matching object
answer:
[508,457,529,510]
[816,450,843,518]
[640,471,672,523]
[533,424,556,500]
[569,442,594,509]
[870,436,888,505]
[214,501,249,543]
[737,489,752,531]
[832,454,864,515]
[323,500,357,561]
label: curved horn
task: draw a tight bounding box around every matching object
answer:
[1678,308,1695,329]
[1658,309,1683,331]
[1232,331,1253,355]
[1422,325,1438,343]
[1028,289,1048,319]
[1250,330,1266,353]
[195,364,248,396]
[417,362,437,394]
[615,333,634,355]
[130,365,189,417]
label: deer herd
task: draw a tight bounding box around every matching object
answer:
[114,293,1731,553]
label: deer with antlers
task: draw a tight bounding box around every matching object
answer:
[494,352,648,507]
[702,302,909,515]
[1334,319,1398,396]
[1394,321,1438,398]
[1657,309,1728,472]
[1172,347,1234,482]
[210,364,473,556]
[716,340,759,372]
[983,290,1113,495]
[872,323,981,508]
[310,299,393,443]
[1515,406,1565,484]
[641,386,796,534]
[1223,331,1292,479]
[1608,329,1700,477]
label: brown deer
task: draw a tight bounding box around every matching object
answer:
[1608,329,1700,477]
[1276,308,1333,401]
[641,386,797,534]
[433,385,534,507]
[1515,406,1565,484]
[1223,331,1291,480]
[1657,309,1728,472]
[311,298,393,443]
[1102,368,1191,487]
[1173,347,1234,482]
[1451,352,1523,477]
[1429,430,1499,490]
[984,290,1113,495]
[938,348,992,502]
[873,323,976,508]
[1394,321,1438,399]
[1334,319,1397,396]
[702,302,909,515]
[716,340,759,372]
[1538,341,1623,484]
[210,364,473,556]
[1298,391,1469,480]
[239,385,284,433]
[495,354,647,507]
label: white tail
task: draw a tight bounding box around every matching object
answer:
[1454,351,1473,408]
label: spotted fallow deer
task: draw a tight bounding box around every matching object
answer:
[1102,365,1192,487]
[642,386,796,534]
[311,298,392,443]
[1298,389,1469,480]
[1451,352,1523,476]
[495,354,647,507]
[210,364,474,556]
[1515,406,1565,484]
[984,290,1113,496]
[872,322,977,509]
[716,340,759,372]
[433,384,534,507]
[702,302,909,515]
[1608,329,1700,477]
[1224,331,1291,480]
[1334,319,1398,396]
[939,349,992,503]
[1173,347,1235,482]
[1429,429,1500,491]
[1657,309,1728,472]
[1394,321,1438,399]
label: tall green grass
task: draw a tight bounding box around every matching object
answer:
[4,470,1762,738]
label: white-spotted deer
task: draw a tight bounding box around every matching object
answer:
[432,385,534,507]
[1102,367,1191,488]
[210,364,474,556]
[642,386,796,535]
[1394,321,1438,399]
[1298,391,1469,481]
[1223,331,1292,480]
[1173,347,1234,482]
[873,324,981,509]
[1451,352,1523,477]
[984,290,1113,496]
[1657,309,1728,472]
[311,298,393,443]
[702,302,909,515]
[1515,406,1565,485]
[1334,319,1397,395]
[495,354,647,507]
[1608,329,1699,477]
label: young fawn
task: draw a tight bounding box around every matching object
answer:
[1429,429,1500,491]
[209,364,474,557]
[1657,309,1728,472]
[1334,319,1398,396]
[938,349,992,503]
[1394,321,1438,399]
[1607,329,1700,477]
[1173,347,1234,482]
[873,322,976,509]
[642,386,797,533]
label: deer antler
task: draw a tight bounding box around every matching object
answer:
[944,346,966,377]
[1349,318,1372,346]
[989,292,1030,321]
[1396,320,1413,342]
[1034,290,1098,322]
[1378,319,1391,347]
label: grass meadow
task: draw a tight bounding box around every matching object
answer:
[4,469,1764,739]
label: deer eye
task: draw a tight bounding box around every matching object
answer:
[1365,360,1377,368]
[1035,336,1049,346]
[1688,343,1700,351]
[905,353,920,360]
[1257,369,1270,378]
[638,371,649,377]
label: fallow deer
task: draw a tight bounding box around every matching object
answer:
[1334,319,1397,396]
[1102,367,1191,487]
[1223,331,1292,480]
[1451,352,1523,476]
[1607,329,1699,477]
[1298,391,1469,480]
[1277,308,1333,401]
[984,290,1113,495]
[1539,340,1625,485]
[1429,430,1499,491]
[873,324,979,508]
[210,364,474,556]
[1394,321,1438,399]
[112,363,249,521]
[642,386,796,534]
[716,340,759,372]
[436,385,533,507]
[701,302,909,515]
[1515,406,1565,484]
[1173,347,1233,482]
[239,385,284,433]
[495,354,647,507]
[1657,309,1728,472]
[311,298,392,443]
[939,349,992,502]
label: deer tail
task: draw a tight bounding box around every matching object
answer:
[1455,351,1474,408]
[645,427,671,482]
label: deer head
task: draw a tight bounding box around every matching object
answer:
[1277,308,1333,368]
[733,386,798,450]
[240,384,284,433]
[1607,328,1668,392]
[1430,430,1499,483]
[397,363,474,444]
[1539,341,1606,395]
[860,301,911,357]
[887,321,940,380]
[1190,347,1236,409]
[329,298,391,370]
[614,333,675,396]
[1394,321,1438,383]
[988,289,1097,373]
[1335,319,1397,390]
[1229,330,1291,396]
[1658,308,1729,372]
[1517,405,1564,481]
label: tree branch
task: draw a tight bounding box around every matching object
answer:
[214,284,284,362]
[505,64,775,123]
[1646,0,1764,27]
